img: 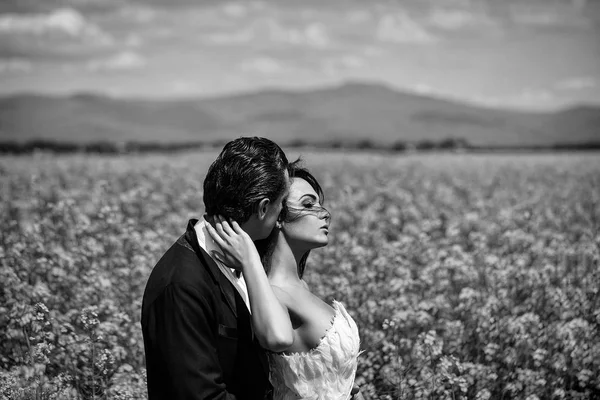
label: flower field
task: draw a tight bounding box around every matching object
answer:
[1,150,599,399]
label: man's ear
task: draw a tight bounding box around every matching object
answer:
[256,198,271,220]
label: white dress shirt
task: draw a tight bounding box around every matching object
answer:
[194,220,251,313]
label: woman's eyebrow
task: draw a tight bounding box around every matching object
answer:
[298,194,317,201]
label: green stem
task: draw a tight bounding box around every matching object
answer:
[91,335,96,400]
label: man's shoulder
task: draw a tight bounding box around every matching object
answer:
[144,235,215,295]
[141,234,219,318]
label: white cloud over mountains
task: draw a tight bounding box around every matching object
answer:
[0,7,114,65]
[556,77,597,91]
[2,1,593,63]
[508,2,592,27]
[117,5,157,24]
[240,56,284,74]
[205,18,332,48]
[376,12,437,44]
[0,8,110,42]
[0,0,598,109]
[322,54,365,76]
[87,51,146,71]
[0,58,32,73]
[427,7,498,31]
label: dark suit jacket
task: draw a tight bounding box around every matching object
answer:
[141,219,271,399]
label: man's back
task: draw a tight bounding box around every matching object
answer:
[141,220,270,399]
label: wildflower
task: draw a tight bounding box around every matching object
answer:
[475,389,491,400]
[96,349,115,376]
[80,306,100,333]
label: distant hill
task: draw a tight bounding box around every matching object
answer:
[1,82,599,147]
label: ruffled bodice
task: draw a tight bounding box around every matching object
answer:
[268,301,361,400]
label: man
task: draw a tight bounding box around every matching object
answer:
[141,137,290,399]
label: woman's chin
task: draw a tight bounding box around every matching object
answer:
[295,236,329,252]
[313,237,329,248]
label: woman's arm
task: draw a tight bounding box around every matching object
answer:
[205,216,294,352]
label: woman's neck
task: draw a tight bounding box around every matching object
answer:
[267,230,305,284]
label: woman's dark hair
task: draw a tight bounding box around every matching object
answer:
[256,159,325,279]
[203,137,289,222]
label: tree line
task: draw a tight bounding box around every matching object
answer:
[1,138,599,154]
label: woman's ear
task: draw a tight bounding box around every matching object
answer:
[257,198,271,220]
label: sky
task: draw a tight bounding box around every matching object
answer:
[0,0,599,110]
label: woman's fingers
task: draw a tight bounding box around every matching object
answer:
[230,220,244,235]
[204,215,225,240]
[216,215,237,239]
[216,215,250,243]
[219,216,235,237]
[205,220,228,249]
[207,215,248,249]
[214,216,228,239]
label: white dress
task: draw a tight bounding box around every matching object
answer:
[268,301,362,400]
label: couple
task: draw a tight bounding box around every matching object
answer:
[141,137,363,399]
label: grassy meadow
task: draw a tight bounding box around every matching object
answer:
[1,150,599,399]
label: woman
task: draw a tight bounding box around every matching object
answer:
[206,163,362,400]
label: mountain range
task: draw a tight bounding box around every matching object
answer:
[1,82,599,148]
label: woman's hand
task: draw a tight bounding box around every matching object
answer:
[205,215,294,352]
[204,215,261,272]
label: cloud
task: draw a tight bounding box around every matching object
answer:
[555,77,597,90]
[513,11,563,26]
[0,8,110,41]
[205,19,332,48]
[362,46,386,57]
[412,83,435,95]
[345,9,372,24]
[161,79,207,96]
[87,51,146,71]
[187,2,266,31]
[0,7,114,58]
[508,3,590,27]
[429,9,475,30]
[274,22,330,48]
[517,88,555,104]
[118,5,157,24]
[206,29,254,45]
[0,58,33,73]
[376,12,436,44]
[428,7,498,31]
[240,56,284,74]
[222,3,249,19]
[322,54,365,76]
[124,34,143,48]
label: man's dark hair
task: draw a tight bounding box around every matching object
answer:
[203,137,289,222]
